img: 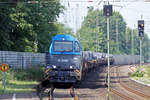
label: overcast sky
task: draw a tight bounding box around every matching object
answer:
[58,0,150,38]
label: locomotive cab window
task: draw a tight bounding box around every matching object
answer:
[54,41,73,52]
[75,41,80,52]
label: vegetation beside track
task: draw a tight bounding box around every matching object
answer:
[0,67,45,94]
[130,65,150,85]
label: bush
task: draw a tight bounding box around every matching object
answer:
[131,70,144,77]
[0,70,14,81]
[14,67,45,81]
[0,67,45,81]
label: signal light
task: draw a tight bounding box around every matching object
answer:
[103,5,112,16]
[138,20,144,37]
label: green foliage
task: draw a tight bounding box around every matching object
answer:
[78,10,127,53]
[0,70,14,82]
[0,67,45,82]
[55,23,74,36]
[131,70,144,77]
[0,0,64,52]
[78,9,150,62]
[0,80,37,94]
[146,67,150,77]
[13,67,45,81]
[0,66,44,94]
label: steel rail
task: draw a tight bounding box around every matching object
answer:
[70,86,80,100]
[116,66,150,99]
[106,66,135,100]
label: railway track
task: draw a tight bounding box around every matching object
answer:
[37,85,80,100]
[37,65,150,100]
[117,66,150,100]
[36,65,109,100]
[75,65,108,100]
[70,86,80,100]
[110,65,150,100]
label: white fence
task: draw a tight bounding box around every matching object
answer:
[0,51,45,69]
[0,51,142,69]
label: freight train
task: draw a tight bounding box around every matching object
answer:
[37,34,114,99]
[42,34,114,86]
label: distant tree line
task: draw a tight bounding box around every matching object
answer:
[77,7,150,62]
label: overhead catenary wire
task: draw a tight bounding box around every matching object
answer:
[0,0,149,4]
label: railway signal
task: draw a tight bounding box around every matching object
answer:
[138,20,144,37]
[103,3,113,100]
[138,20,144,71]
[103,5,112,16]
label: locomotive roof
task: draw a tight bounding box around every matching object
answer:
[52,34,78,41]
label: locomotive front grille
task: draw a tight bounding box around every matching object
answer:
[48,70,79,83]
[49,70,78,76]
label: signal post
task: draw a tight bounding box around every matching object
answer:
[0,64,9,93]
[138,20,144,71]
[103,3,112,100]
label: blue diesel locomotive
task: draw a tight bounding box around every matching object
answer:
[46,34,82,84]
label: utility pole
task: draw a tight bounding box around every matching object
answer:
[149,41,150,62]
[96,9,99,52]
[96,0,103,52]
[140,38,142,68]
[107,14,110,100]
[131,28,134,55]
[103,3,112,100]
[125,27,128,44]
[131,25,134,64]
[116,19,119,53]
[75,4,79,34]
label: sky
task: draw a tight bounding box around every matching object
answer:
[58,0,150,38]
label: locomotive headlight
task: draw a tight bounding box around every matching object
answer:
[70,66,73,69]
[52,65,56,69]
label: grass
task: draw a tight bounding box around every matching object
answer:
[145,67,150,77]
[130,70,144,77]
[0,67,45,94]
[0,80,38,94]
[130,65,150,85]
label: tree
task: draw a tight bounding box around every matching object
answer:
[0,0,64,52]
[79,8,150,62]
[79,10,127,54]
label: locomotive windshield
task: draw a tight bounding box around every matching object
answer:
[54,41,73,52]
